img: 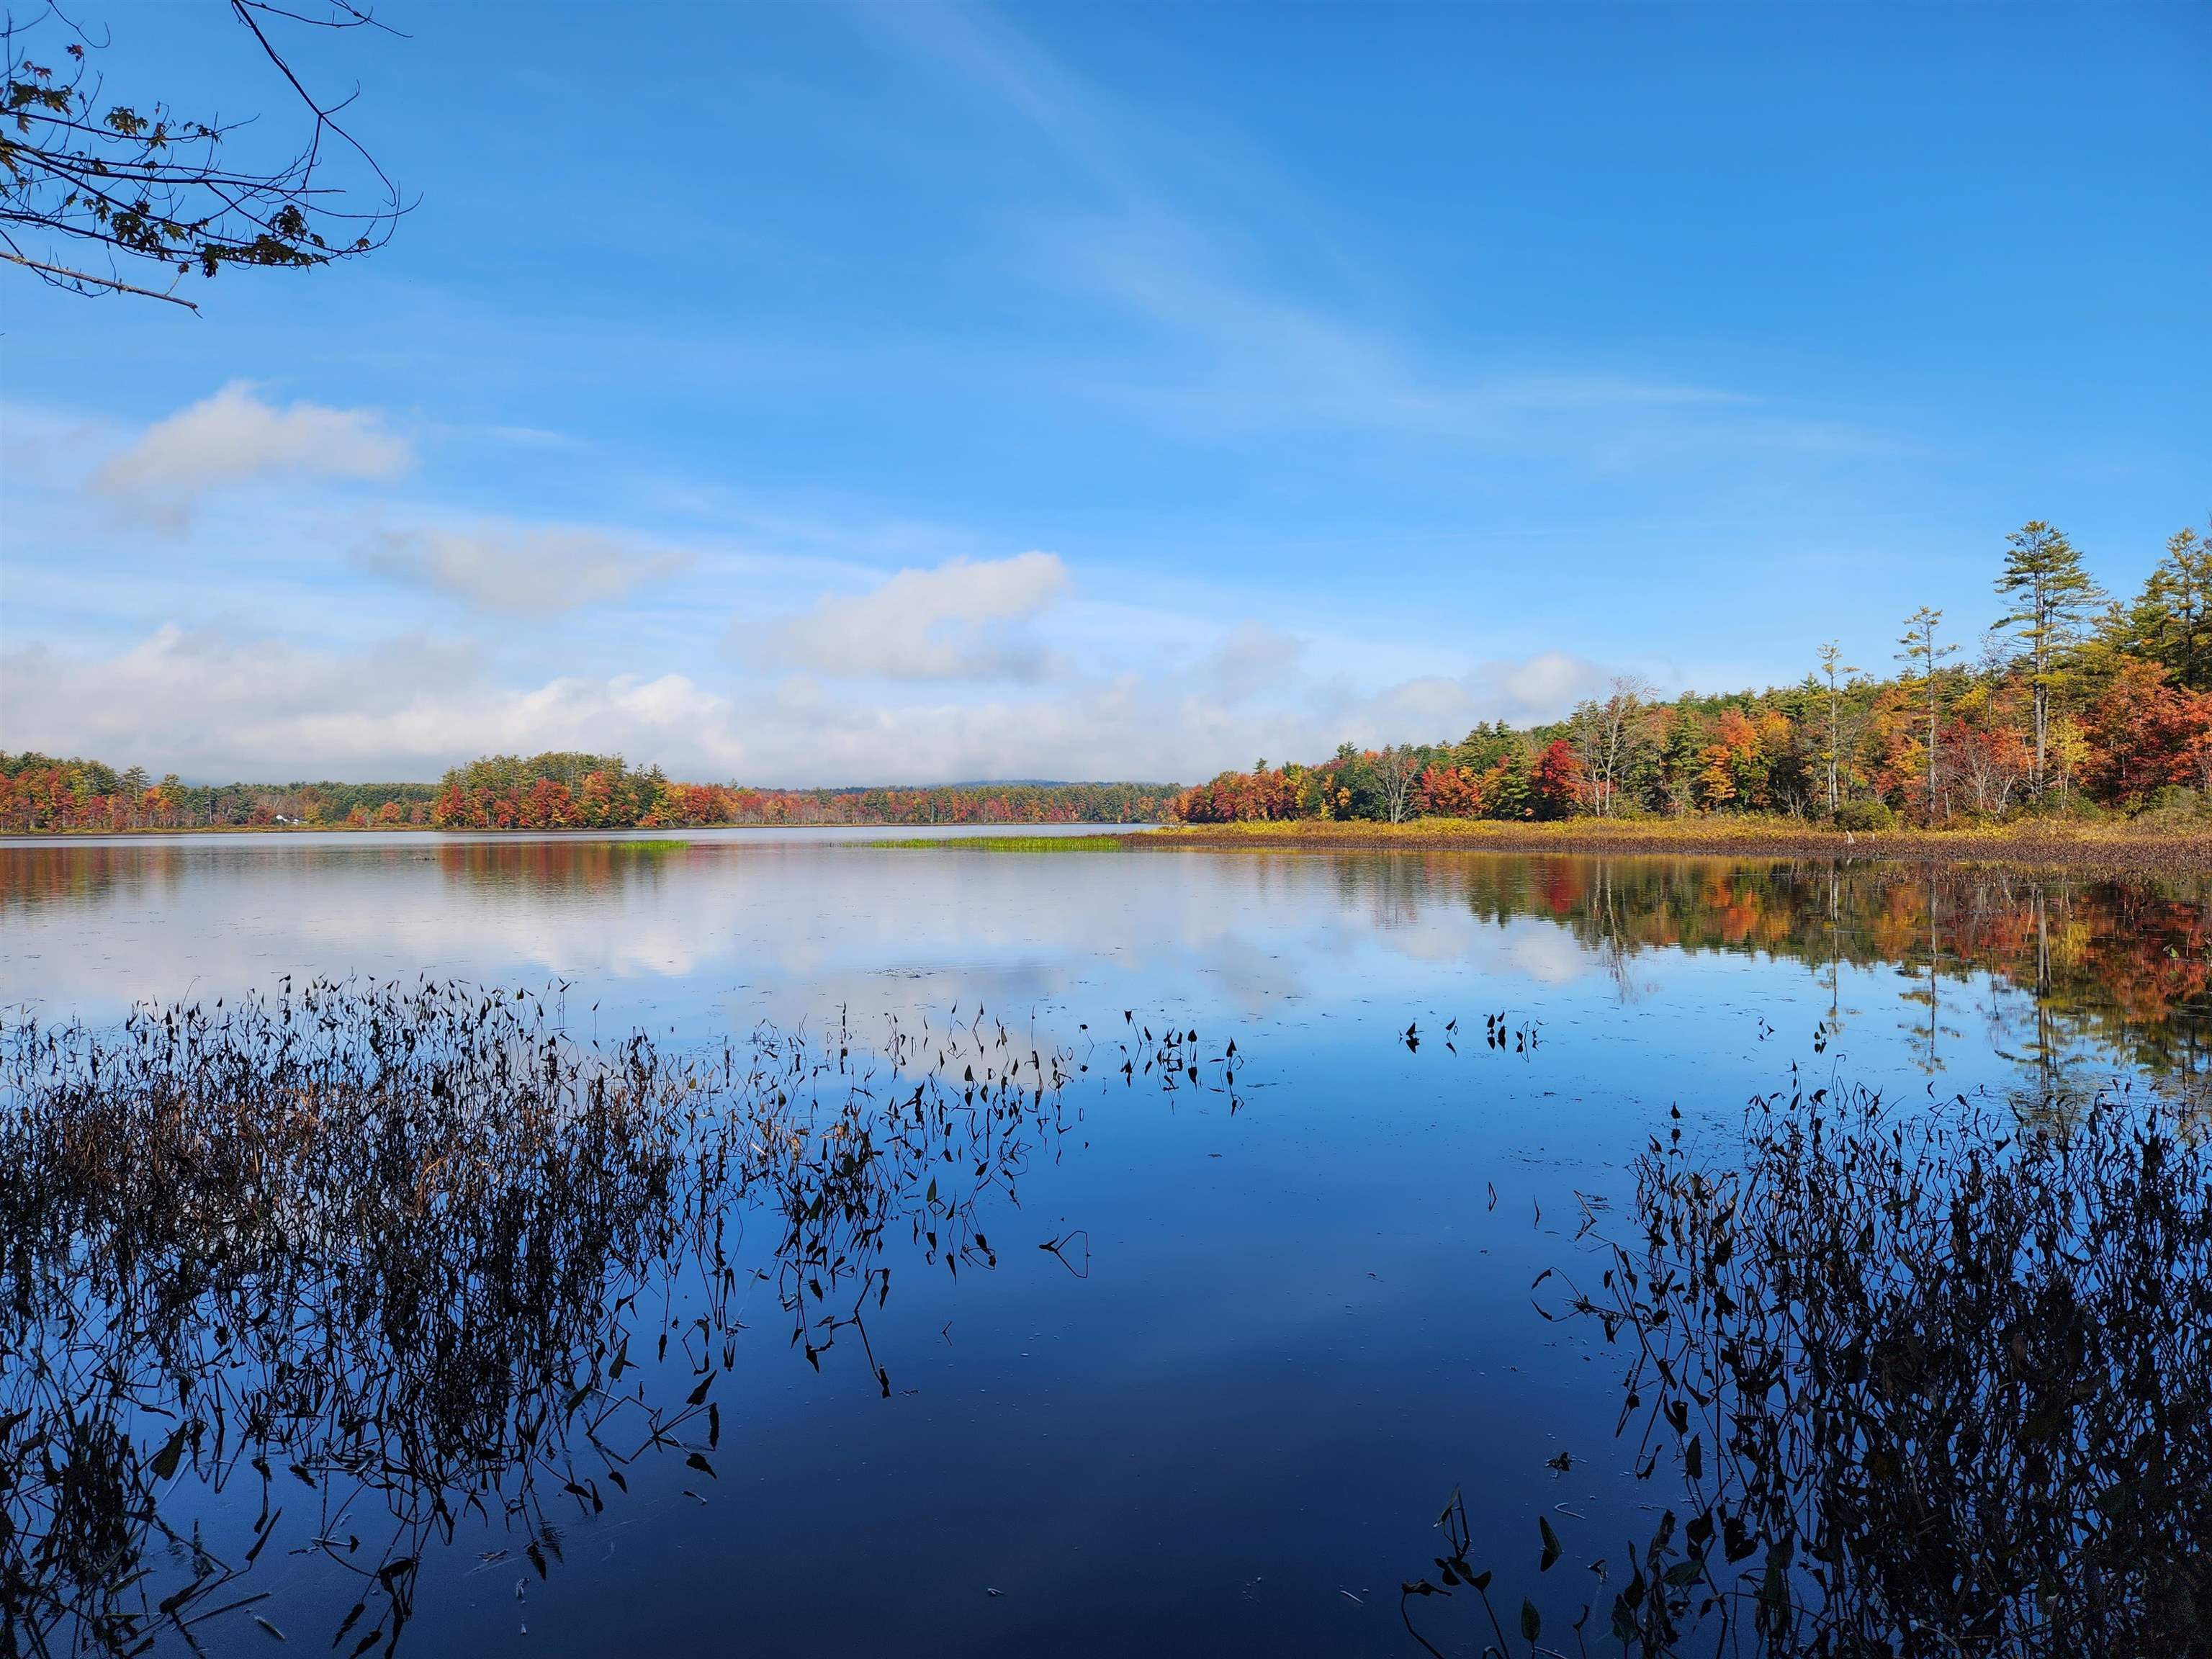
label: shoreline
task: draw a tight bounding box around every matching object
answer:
[1,822,449,837]
[1123,819,2212,872]
[0,822,1152,842]
[6,817,2209,872]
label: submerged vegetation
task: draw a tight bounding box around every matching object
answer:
[0,980,1236,1656]
[1404,1082,2212,1658]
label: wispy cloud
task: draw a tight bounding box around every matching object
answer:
[1201,620,1310,706]
[356,521,690,616]
[863,5,1859,461]
[1046,217,1747,441]
[863,1,1149,207]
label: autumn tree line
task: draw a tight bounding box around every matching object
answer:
[422,755,1177,832]
[1173,521,2212,829]
[0,763,444,833]
[0,750,1179,834]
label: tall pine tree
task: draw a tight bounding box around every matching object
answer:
[1994,522,2101,795]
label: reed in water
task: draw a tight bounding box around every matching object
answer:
[0,979,1233,1657]
[1405,1079,2212,1658]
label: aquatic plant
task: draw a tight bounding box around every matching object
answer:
[1403,1079,2212,1657]
[871,834,1126,852]
[0,981,1234,1656]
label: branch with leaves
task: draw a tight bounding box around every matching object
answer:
[0,0,403,310]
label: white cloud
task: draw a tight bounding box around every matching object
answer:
[0,622,1627,788]
[776,551,1071,680]
[1471,649,1607,720]
[1201,620,1308,705]
[91,382,413,510]
[357,521,689,616]
[0,626,740,781]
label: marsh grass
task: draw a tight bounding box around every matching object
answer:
[1144,818,2212,873]
[1404,1081,2212,1658]
[0,981,1236,1657]
[872,834,1124,852]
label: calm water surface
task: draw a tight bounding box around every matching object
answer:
[2,831,2206,1655]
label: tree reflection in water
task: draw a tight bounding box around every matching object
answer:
[1425,858,2208,1094]
[0,981,1234,1656]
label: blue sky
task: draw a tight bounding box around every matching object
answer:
[3,1,2206,783]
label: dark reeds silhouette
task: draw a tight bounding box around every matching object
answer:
[0,979,1235,1656]
[1405,1080,2212,1658]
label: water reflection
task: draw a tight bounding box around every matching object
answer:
[3,841,2208,1654]
[4,843,2205,1095]
[1444,858,2211,1089]
[0,979,1235,1655]
[435,838,688,898]
[0,842,197,910]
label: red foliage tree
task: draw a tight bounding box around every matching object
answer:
[1531,740,1586,820]
[1415,764,1486,817]
[2085,662,2212,803]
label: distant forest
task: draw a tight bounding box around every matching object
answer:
[0,753,1179,832]
[1176,519,2211,830]
[6,519,2206,835]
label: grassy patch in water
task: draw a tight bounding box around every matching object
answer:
[606,837,693,852]
[873,834,1125,852]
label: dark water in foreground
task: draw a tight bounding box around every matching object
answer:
[1,832,2207,1656]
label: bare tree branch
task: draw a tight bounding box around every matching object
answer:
[0,245,196,306]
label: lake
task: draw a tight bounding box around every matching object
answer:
[2,831,2206,1656]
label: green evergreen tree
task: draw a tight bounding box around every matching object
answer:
[1993,522,2102,794]
[2120,523,2212,691]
